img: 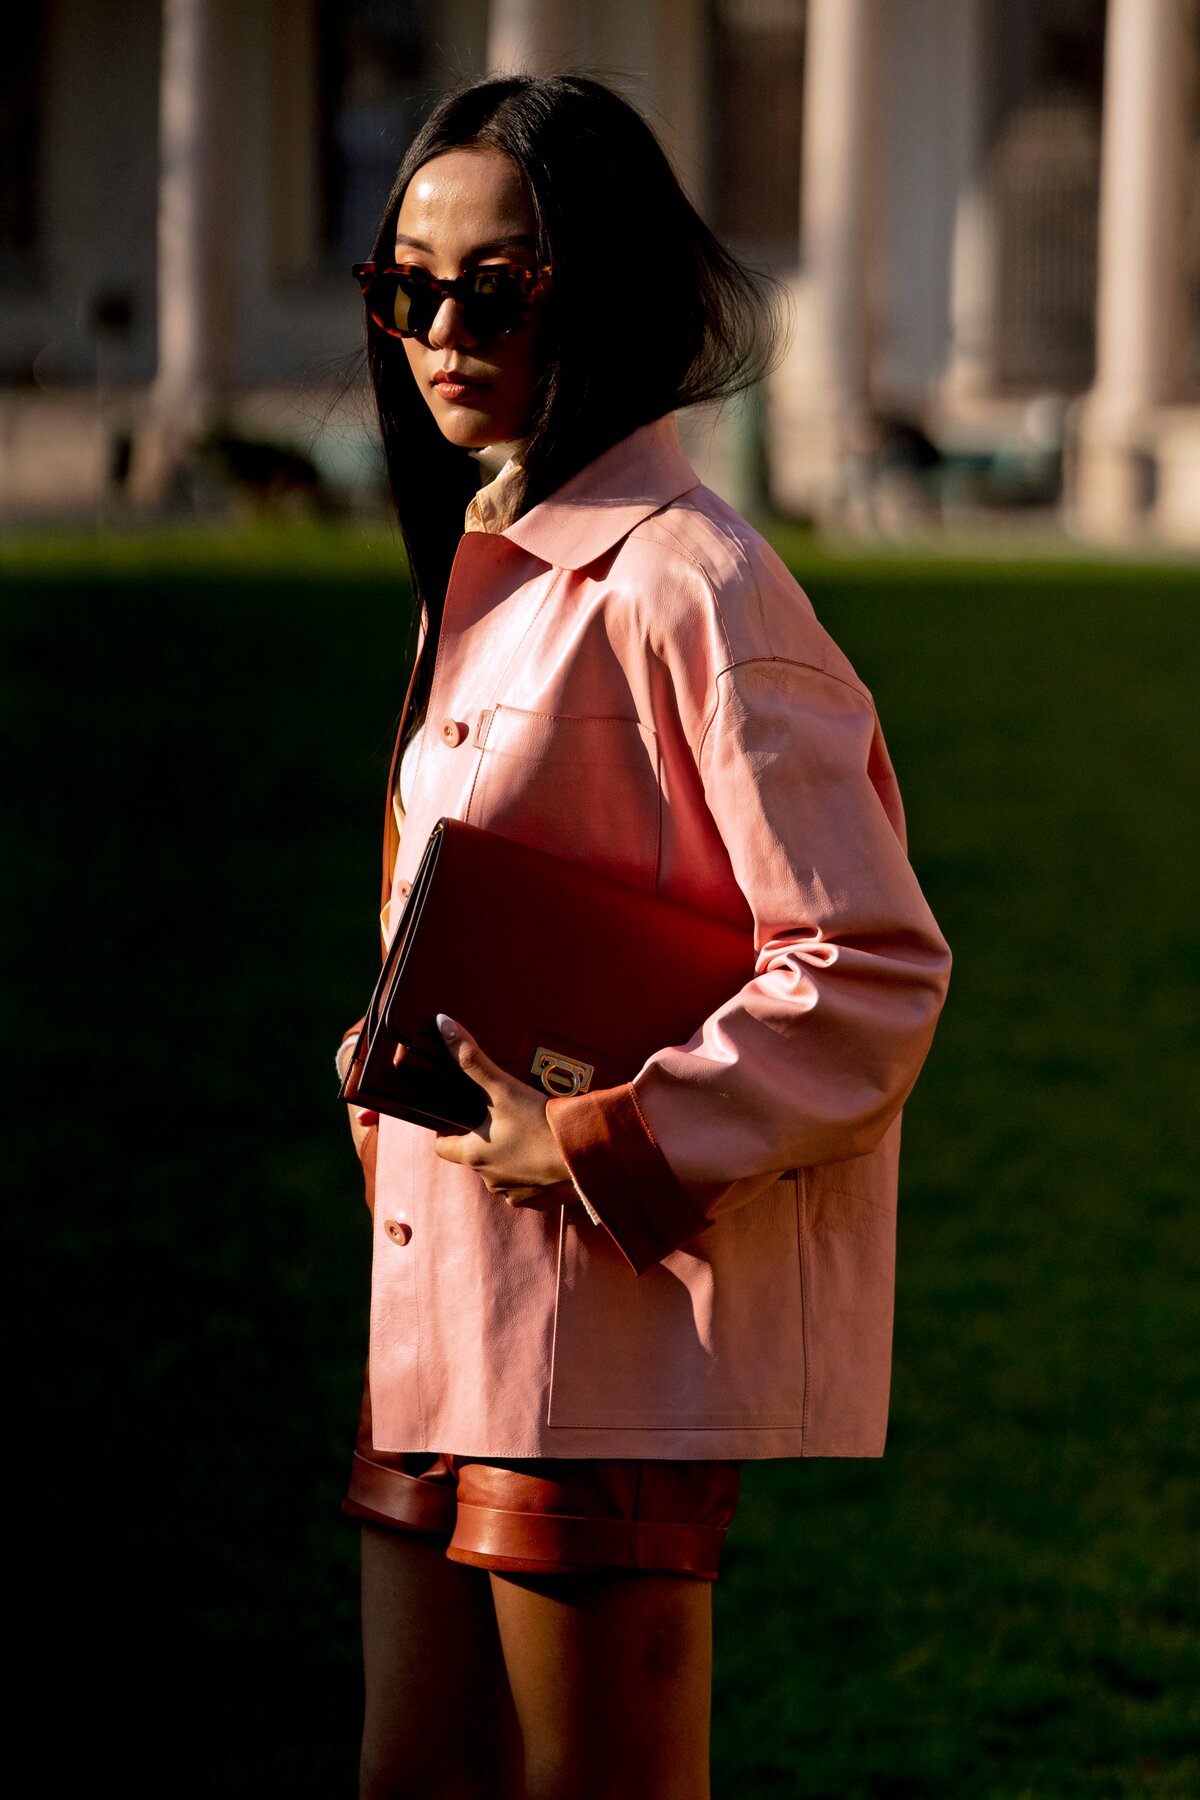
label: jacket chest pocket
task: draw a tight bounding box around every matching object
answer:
[465,705,661,889]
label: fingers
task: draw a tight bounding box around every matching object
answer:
[495,1184,571,1212]
[436,1014,513,1094]
[432,1122,483,1168]
[430,1019,564,1205]
[431,1139,570,1211]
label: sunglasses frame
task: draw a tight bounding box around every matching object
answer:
[352,260,554,342]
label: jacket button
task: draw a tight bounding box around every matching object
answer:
[439,717,468,747]
[384,1218,412,1247]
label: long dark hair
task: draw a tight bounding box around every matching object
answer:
[364,72,785,728]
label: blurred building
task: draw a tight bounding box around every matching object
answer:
[2,0,1198,540]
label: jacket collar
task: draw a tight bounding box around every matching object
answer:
[501,413,702,571]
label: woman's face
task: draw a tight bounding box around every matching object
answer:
[393,147,545,449]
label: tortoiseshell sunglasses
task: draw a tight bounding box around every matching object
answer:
[352,261,553,344]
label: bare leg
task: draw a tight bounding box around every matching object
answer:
[359,1523,525,1800]
[489,1569,713,1800]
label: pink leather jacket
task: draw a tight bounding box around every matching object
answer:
[364,412,951,1460]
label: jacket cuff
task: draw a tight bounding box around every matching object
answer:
[332,1015,367,1080]
[336,1016,367,1086]
[545,1082,712,1275]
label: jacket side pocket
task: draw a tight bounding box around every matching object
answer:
[547,1173,807,1431]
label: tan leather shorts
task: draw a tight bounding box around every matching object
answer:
[342,1373,742,1581]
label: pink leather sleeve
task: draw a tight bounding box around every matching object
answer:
[545,658,952,1273]
[545,1083,711,1275]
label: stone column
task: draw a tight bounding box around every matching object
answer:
[942,0,999,406]
[487,0,579,74]
[767,0,882,520]
[801,0,881,440]
[137,0,231,499]
[1071,0,1191,537]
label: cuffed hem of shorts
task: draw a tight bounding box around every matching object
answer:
[445,1502,727,1580]
[341,1451,456,1537]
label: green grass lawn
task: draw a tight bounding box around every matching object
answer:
[4,525,1197,1795]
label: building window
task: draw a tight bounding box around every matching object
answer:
[710,0,806,265]
[0,6,45,276]
[987,5,1106,392]
[317,0,430,266]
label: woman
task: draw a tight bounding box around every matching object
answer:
[337,73,950,1800]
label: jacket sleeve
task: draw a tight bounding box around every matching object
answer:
[545,656,952,1274]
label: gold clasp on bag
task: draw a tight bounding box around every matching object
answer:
[531,1047,594,1097]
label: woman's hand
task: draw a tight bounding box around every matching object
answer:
[431,1014,574,1210]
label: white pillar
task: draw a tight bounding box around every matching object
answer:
[941,0,998,406]
[801,0,882,440]
[766,0,884,521]
[487,0,578,74]
[147,0,231,481]
[1071,0,1191,536]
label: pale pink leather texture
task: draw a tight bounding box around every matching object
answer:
[365,413,951,1460]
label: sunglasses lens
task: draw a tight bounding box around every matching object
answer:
[359,266,537,341]
[358,271,428,338]
[393,269,439,337]
[462,270,528,339]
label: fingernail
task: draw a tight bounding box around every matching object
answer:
[436,1013,458,1041]
[356,1109,379,1127]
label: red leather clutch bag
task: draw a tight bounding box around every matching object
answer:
[339,815,754,1132]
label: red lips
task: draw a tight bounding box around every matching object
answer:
[433,368,486,390]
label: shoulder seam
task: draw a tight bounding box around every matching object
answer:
[696,654,875,774]
[714,654,874,703]
[629,515,737,665]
